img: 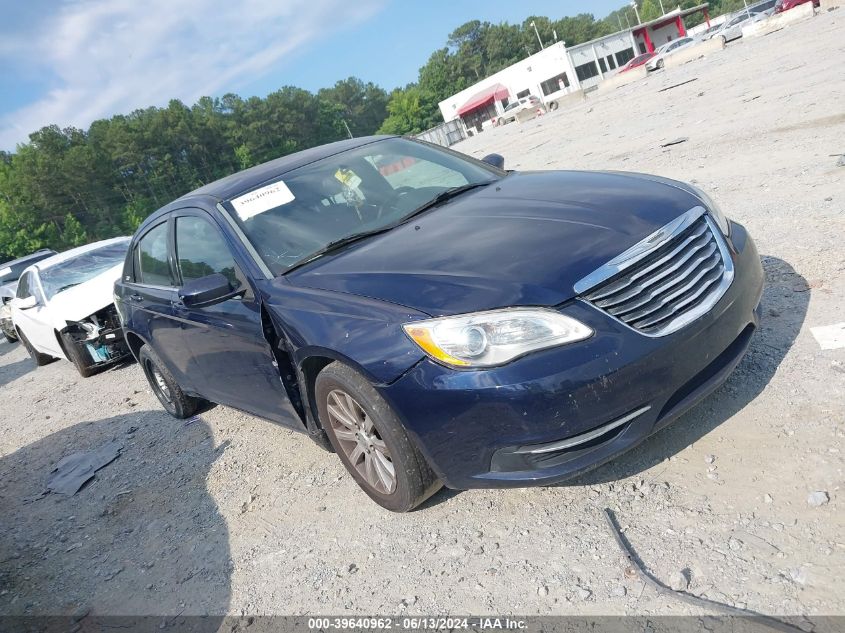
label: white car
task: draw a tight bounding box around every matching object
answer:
[717,9,770,43]
[645,37,696,71]
[493,96,545,125]
[10,237,132,377]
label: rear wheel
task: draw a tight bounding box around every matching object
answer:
[315,362,441,512]
[17,328,55,366]
[138,344,201,419]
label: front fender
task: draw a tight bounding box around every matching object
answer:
[261,284,427,384]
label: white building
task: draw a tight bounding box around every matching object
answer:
[438,41,578,133]
[438,4,712,134]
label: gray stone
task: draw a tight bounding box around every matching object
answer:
[669,570,689,592]
[807,491,829,507]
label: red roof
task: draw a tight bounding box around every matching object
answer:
[457,83,510,116]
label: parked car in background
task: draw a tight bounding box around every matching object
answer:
[698,23,725,40]
[0,283,19,342]
[618,52,656,72]
[645,37,696,71]
[717,9,771,43]
[493,95,544,125]
[116,135,763,512]
[10,237,131,376]
[775,0,819,12]
[0,249,57,342]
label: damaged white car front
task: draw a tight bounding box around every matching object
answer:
[10,237,132,377]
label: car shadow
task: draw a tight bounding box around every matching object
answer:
[0,358,34,389]
[569,255,809,486]
[0,411,231,630]
[0,338,20,357]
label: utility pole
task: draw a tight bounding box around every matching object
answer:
[630,1,641,25]
[342,119,353,139]
[529,21,544,50]
[658,0,665,15]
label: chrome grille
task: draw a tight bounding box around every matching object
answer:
[577,208,733,336]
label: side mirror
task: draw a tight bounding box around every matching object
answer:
[11,296,37,310]
[178,273,241,308]
[481,153,505,170]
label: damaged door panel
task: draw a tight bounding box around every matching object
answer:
[171,210,303,427]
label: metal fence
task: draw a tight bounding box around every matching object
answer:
[414,119,466,148]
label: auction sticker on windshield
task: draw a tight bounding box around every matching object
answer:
[231,180,295,220]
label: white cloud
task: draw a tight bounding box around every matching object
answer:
[0,0,385,150]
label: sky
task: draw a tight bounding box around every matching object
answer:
[0,0,622,151]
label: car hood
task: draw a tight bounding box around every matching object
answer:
[47,263,122,327]
[286,171,704,316]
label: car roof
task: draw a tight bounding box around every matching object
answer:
[173,135,396,205]
[29,236,131,273]
[0,248,55,268]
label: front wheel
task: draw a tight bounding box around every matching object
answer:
[59,331,98,378]
[138,344,201,419]
[3,329,17,343]
[18,328,55,366]
[315,362,441,512]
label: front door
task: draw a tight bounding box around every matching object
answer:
[13,271,62,357]
[172,210,301,427]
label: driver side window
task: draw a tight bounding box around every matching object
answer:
[175,216,240,288]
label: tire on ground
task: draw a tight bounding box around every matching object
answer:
[315,361,441,512]
[138,343,201,419]
[17,328,55,366]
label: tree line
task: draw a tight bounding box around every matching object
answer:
[0,0,748,261]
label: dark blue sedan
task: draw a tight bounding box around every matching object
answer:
[115,136,764,512]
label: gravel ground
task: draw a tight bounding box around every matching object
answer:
[1,9,843,629]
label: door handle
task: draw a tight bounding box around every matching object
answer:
[129,294,143,302]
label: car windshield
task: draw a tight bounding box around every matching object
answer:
[39,240,130,300]
[223,138,500,275]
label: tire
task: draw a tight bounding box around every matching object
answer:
[17,328,55,366]
[657,59,665,69]
[59,331,98,378]
[138,343,201,419]
[315,362,441,512]
[3,329,17,343]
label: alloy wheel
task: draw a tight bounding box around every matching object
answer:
[326,389,396,494]
[147,360,172,403]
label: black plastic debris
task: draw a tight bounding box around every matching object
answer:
[660,137,689,148]
[46,439,122,496]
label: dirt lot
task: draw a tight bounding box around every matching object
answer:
[1,9,844,629]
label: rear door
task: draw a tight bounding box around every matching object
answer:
[171,208,301,427]
[123,218,200,391]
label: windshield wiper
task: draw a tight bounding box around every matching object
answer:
[284,227,395,273]
[398,181,493,224]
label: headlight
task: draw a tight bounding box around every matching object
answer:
[689,184,730,236]
[403,308,592,368]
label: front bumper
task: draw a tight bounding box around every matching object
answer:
[379,221,764,489]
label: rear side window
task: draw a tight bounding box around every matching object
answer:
[175,216,238,287]
[136,222,173,286]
